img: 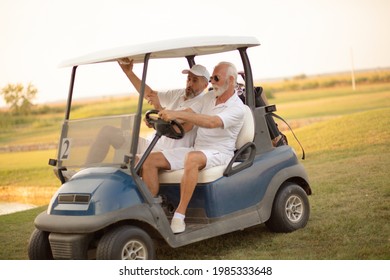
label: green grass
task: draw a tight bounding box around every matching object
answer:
[260,69,390,96]
[272,84,390,120]
[0,96,153,146]
[0,83,389,259]
[1,109,389,259]
[0,206,47,259]
[0,150,58,187]
[156,108,390,260]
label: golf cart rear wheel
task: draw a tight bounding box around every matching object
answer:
[28,229,53,260]
[96,225,156,260]
[265,183,310,233]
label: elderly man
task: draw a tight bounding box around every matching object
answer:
[142,62,245,233]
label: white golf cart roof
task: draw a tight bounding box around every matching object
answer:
[59,36,260,67]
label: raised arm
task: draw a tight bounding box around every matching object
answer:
[118,58,162,110]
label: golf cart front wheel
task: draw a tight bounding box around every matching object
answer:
[28,229,53,260]
[265,182,310,233]
[96,225,156,260]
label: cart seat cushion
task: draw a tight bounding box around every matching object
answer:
[158,162,240,184]
[235,105,254,149]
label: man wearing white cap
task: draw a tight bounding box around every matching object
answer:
[118,59,210,152]
[85,60,210,164]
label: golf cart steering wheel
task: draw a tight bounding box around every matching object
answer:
[145,109,185,140]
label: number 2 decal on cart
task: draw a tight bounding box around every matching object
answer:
[60,138,72,160]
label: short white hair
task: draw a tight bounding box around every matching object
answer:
[216,61,238,83]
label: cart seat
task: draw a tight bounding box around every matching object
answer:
[158,105,254,184]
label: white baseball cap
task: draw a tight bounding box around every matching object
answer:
[182,64,210,82]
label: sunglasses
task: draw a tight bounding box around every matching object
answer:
[209,75,220,82]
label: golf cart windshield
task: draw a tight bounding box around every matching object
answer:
[56,114,135,169]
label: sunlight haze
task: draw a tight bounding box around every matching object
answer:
[1,0,389,106]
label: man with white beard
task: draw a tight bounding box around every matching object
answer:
[141,62,245,233]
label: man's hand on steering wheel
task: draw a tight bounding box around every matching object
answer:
[143,116,154,128]
[145,109,185,140]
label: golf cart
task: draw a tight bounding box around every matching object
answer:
[28,36,311,260]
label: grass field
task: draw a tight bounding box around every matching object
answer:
[0,82,389,259]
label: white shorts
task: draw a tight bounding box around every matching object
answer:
[137,137,164,155]
[162,147,232,171]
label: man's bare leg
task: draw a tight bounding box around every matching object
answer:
[142,152,171,197]
[175,151,206,215]
[86,126,124,164]
[171,151,206,233]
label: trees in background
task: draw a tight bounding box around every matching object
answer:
[1,83,37,115]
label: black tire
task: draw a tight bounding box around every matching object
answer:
[28,229,53,260]
[96,225,156,260]
[265,183,310,233]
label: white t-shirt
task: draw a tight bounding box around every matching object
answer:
[191,91,245,157]
[144,89,204,151]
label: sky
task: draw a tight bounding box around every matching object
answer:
[1,0,390,106]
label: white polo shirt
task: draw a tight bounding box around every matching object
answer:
[145,89,204,150]
[191,91,245,157]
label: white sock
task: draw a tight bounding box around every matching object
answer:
[173,212,185,220]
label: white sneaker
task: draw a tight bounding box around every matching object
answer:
[170,217,186,234]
